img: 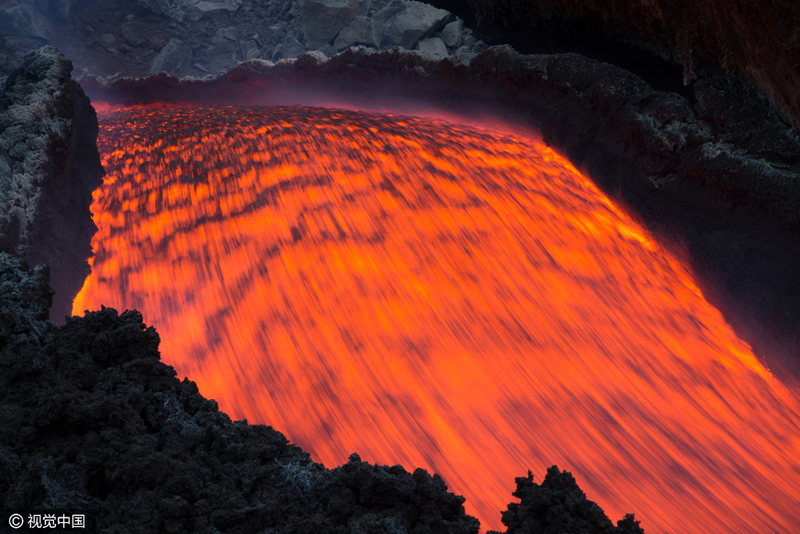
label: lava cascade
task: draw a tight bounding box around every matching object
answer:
[74,105,800,533]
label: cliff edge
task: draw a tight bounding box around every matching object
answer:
[0,46,104,323]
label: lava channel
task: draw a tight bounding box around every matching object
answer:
[74,104,800,534]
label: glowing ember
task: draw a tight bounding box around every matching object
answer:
[74,105,800,533]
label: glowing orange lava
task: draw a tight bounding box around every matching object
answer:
[74,105,800,533]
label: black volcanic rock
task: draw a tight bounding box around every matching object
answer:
[488,467,644,534]
[429,0,800,130]
[0,46,104,323]
[0,252,483,534]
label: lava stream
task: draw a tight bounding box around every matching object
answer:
[74,105,800,533]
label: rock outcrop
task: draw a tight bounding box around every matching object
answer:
[488,467,644,534]
[0,46,104,323]
[0,0,482,79]
[430,0,800,130]
[1,252,641,533]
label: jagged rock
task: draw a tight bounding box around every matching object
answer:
[488,467,644,534]
[333,15,376,51]
[0,253,53,334]
[374,0,450,49]
[239,39,260,60]
[317,44,338,57]
[439,0,800,130]
[100,33,115,45]
[0,46,103,323]
[451,45,474,65]
[416,36,447,56]
[0,255,482,534]
[150,38,193,76]
[215,26,238,42]
[438,19,461,48]
[272,35,307,61]
[300,0,371,48]
[205,26,239,67]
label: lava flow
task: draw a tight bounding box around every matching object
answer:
[74,105,800,533]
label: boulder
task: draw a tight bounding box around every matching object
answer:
[438,19,461,48]
[374,0,450,49]
[300,0,371,48]
[272,36,307,61]
[333,15,376,51]
[416,36,447,56]
[150,38,193,76]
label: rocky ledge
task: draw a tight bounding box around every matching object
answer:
[0,252,644,534]
[0,46,104,323]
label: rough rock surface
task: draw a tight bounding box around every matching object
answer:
[272,36,308,61]
[333,15,376,51]
[0,253,639,533]
[0,46,104,323]
[487,467,644,534]
[430,0,800,130]
[300,0,370,48]
[150,38,194,75]
[1,0,481,80]
[416,36,447,55]
[374,0,450,49]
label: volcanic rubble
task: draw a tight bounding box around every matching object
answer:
[0,0,485,80]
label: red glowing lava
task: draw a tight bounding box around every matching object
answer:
[74,105,800,533]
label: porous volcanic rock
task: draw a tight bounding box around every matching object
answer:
[0,46,104,323]
[487,467,644,534]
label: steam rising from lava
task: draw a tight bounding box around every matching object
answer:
[74,105,800,533]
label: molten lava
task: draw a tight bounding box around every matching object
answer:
[74,105,800,533]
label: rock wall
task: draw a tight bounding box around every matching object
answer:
[0,46,104,323]
[429,0,800,130]
[0,252,641,533]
